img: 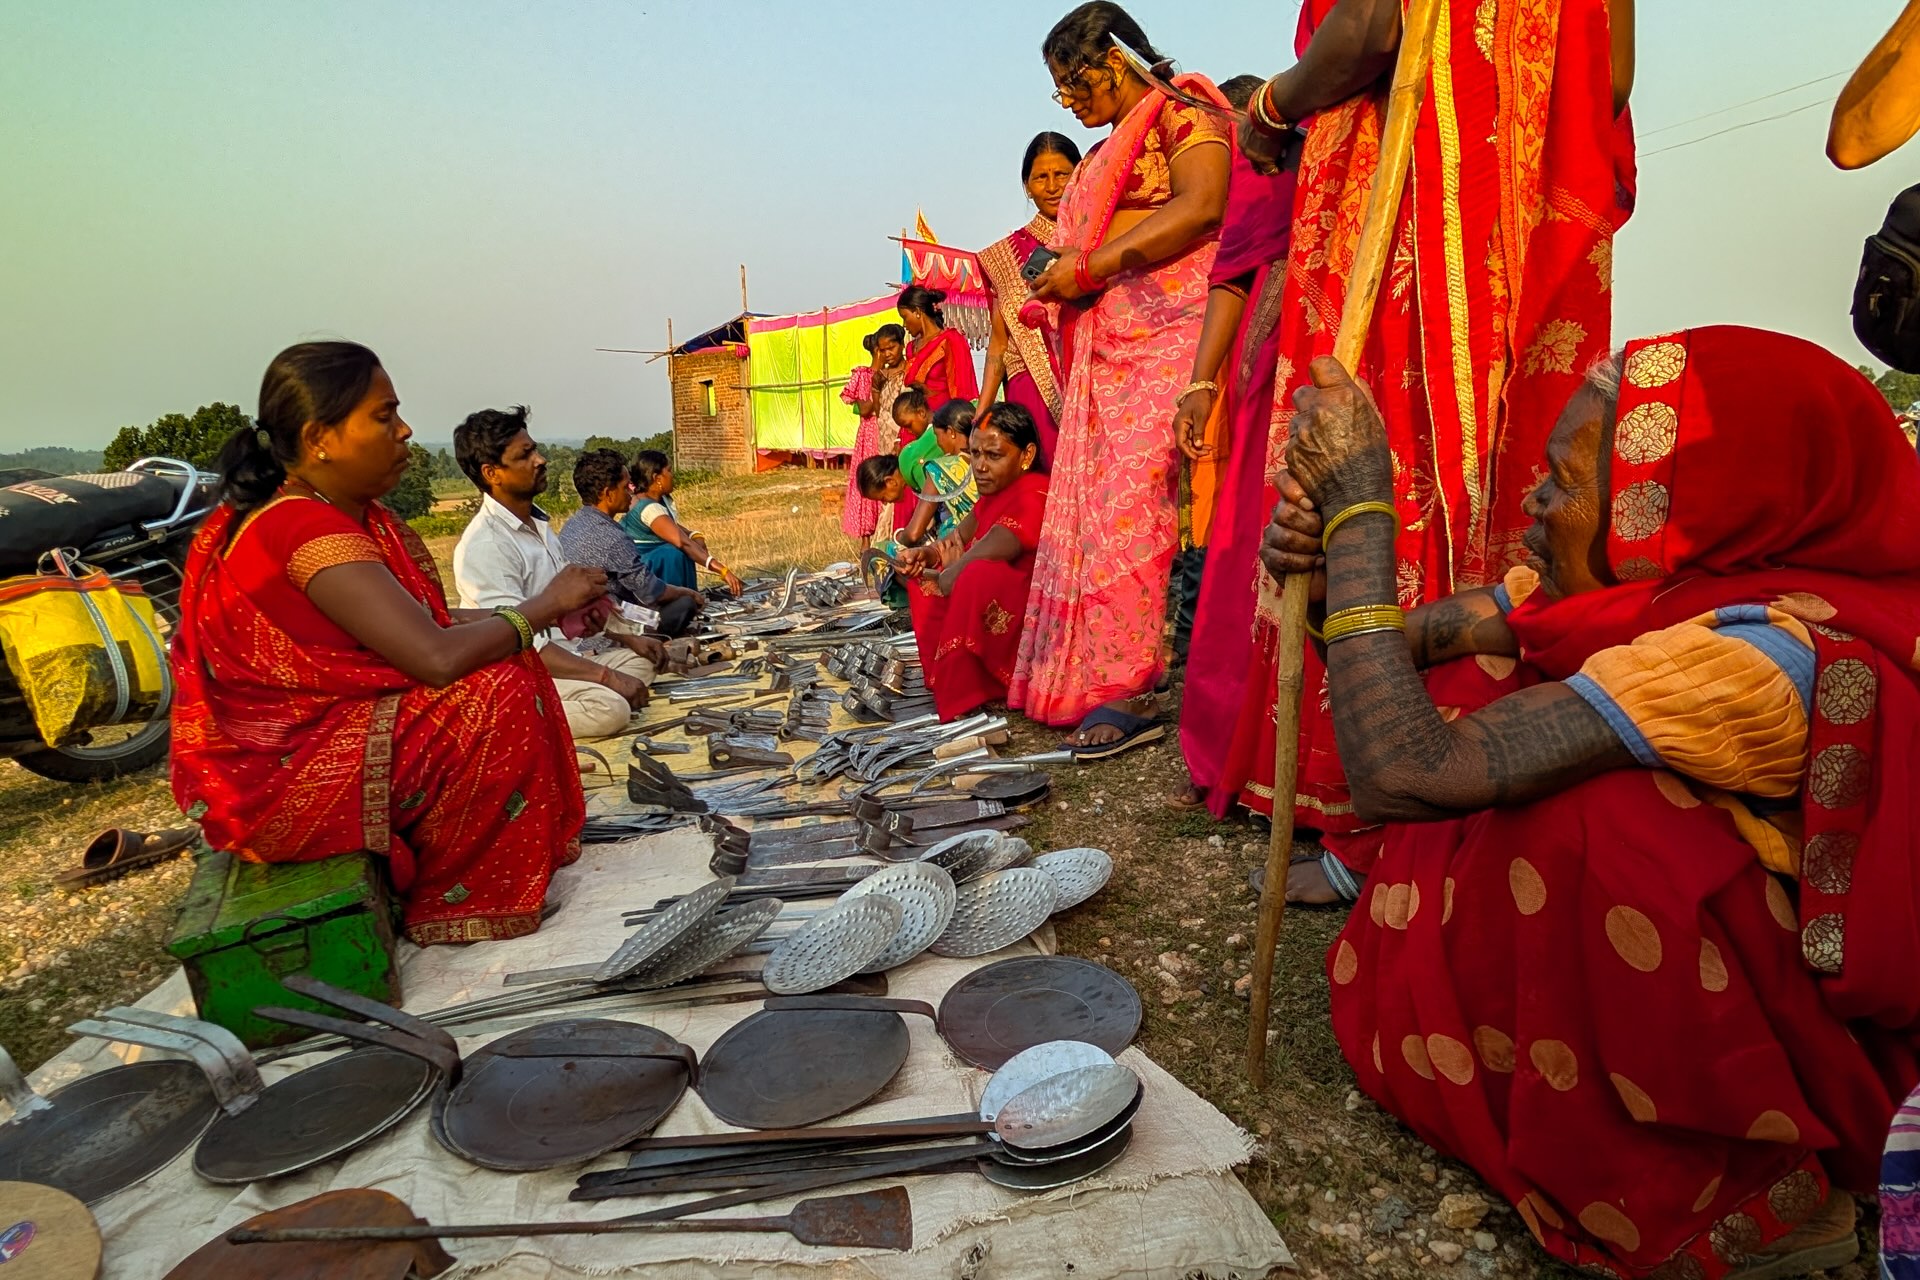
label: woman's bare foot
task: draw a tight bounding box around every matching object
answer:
[1167,783,1206,811]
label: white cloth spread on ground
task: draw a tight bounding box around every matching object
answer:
[31,827,1291,1279]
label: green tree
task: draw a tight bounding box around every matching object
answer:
[1857,364,1920,413]
[101,402,251,472]
[383,444,437,519]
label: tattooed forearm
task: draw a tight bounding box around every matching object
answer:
[1318,519,1634,822]
[1406,590,1517,669]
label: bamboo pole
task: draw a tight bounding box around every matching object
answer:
[1246,0,1446,1087]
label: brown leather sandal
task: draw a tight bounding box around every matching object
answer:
[56,827,198,888]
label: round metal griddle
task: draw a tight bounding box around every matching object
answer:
[992,1063,1139,1150]
[840,862,957,973]
[697,996,937,1129]
[928,868,1057,959]
[990,1073,1144,1164]
[0,1059,219,1205]
[936,956,1143,1070]
[436,1019,694,1172]
[966,772,1052,807]
[194,1047,437,1185]
[761,896,903,995]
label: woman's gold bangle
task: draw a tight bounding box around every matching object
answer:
[1322,604,1406,645]
[1320,500,1398,550]
[1180,380,1220,401]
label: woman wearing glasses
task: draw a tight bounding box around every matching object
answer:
[1011,1,1231,759]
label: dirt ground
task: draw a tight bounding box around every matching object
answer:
[0,470,1879,1278]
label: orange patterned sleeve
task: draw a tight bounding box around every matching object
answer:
[242,497,386,592]
[1163,101,1229,162]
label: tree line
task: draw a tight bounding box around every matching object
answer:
[97,405,671,522]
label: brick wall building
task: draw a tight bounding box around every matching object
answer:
[669,346,751,475]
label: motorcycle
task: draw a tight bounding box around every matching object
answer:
[0,457,215,782]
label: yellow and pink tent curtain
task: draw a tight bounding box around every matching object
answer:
[745,295,899,456]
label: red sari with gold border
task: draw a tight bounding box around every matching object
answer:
[902,326,978,413]
[1330,329,1920,1277]
[1220,0,1630,835]
[170,491,585,946]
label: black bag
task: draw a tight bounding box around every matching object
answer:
[0,473,183,572]
[1853,183,1920,373]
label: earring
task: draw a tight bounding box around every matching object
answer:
[318,450,330,462]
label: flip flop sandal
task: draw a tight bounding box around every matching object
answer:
[1067,707,1166,763]
[1247,850,1364,909]
[57,827,199,888]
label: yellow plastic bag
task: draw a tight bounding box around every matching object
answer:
[0,556,169,745]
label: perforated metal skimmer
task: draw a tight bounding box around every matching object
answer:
[839,862,958,973]
[928,867,1057,958]
[624,898,784,991]
[597,875,737,982]
[761,896,904,995]
[1031,848,1114,912]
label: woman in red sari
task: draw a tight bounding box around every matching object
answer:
[1011,1,1231,756]
[172,342,602,945]
[1219,0,1634,900]
[1260,327,1920,1277]
[897,286,978,414]
[976,132,1082,469]
[898,406,1049,721]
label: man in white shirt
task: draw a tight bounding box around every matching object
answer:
[451,406,664,740]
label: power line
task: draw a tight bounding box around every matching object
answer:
[1638,71,1847,138]
[1640,96,1832,158]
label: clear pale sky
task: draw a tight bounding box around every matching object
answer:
[1,1,1913,449]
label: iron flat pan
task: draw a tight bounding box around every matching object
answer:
[696,1001,918,1129]
[0,1058,218,1204]
[936,957,1142,1070]
[435,1019,692,1172]
[987,1076,1144,1165]
[194,1047,437,1184]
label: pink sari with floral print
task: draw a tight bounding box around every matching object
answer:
[1008,78,1228,726]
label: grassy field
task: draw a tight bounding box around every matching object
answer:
[0,468,1877,1278]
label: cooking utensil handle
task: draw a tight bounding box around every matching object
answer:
[0,1044,51,1120]
[231,1214,788,1243]
[487,1041,699,1085]
[281,975,464,1058]
[66,1014,263,1115]
[256,1005,461,1079]
[759,996,937,1020]
[623,1113,987,1151]
[604,1142,981,1219]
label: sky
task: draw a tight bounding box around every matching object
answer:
[1,1,1915,450]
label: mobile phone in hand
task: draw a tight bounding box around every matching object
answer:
[1021,246,1060,283]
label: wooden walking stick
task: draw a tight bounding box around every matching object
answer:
[1246,0,1446,1086]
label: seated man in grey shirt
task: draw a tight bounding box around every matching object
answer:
[559,449,703,638]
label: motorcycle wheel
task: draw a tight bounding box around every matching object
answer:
[15,721,170,783]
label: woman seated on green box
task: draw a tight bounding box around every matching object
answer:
[171,341,604,945]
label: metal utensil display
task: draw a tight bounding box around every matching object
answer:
[839,862,958,972]
[596,875,737,982]
[1031,848,1115,912]
[760,896,903,995]
[927,868,1058,958]
[621,899,785,991]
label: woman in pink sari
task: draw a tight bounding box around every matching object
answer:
[1010,1,1232,756]
[977,132,1082,470]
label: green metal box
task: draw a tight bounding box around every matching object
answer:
[165,849,402,1049]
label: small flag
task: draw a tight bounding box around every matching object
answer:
[914,209,938,244]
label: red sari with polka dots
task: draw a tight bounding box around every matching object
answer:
[1329,328,1920,1277]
